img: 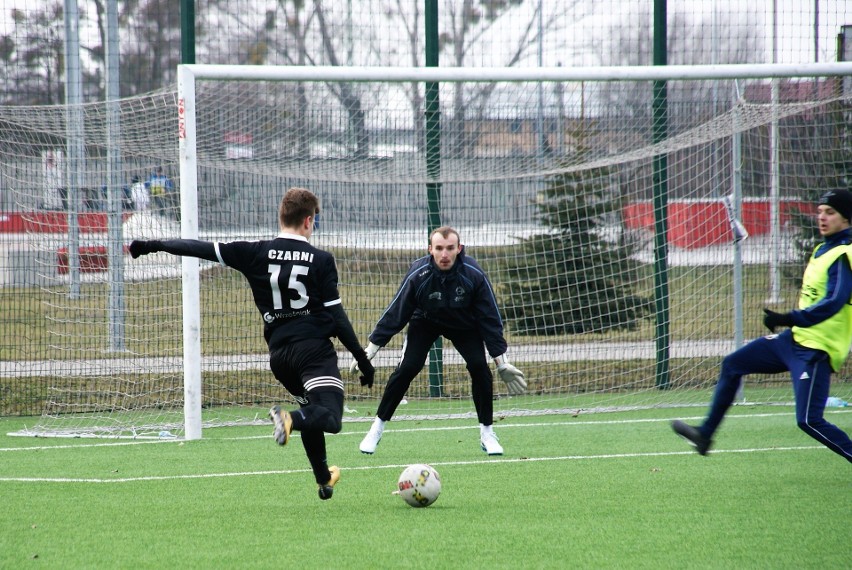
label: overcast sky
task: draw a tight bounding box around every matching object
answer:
[0,1,848,67]
[497,0,851,66]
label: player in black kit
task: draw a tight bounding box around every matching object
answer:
[128,187,374,500]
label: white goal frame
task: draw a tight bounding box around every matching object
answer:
[176,61,852,439]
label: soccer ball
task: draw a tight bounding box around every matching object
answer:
[396,463,442,508]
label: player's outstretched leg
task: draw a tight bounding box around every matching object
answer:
[360,418,385,454]
[269,405,293,445]
[671,420,713,455]
[318,466,340,500]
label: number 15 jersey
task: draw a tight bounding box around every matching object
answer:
[214,232,343,345]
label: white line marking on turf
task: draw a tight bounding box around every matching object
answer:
[0,438,183,452]
[0,445,829,484]
[3,409,847,452]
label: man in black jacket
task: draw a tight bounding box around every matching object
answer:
[351,226,526,456]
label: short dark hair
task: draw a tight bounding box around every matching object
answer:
[279,187,320,229]
[430,226,460,244]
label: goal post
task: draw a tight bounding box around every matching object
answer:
[7,61,852,439]
[177,66,202,440]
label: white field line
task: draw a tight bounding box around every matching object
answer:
[1,411,843,484]
[0,447,829,484]
[4,410,846,452]
[0,410,795,451]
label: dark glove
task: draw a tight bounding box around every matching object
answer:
[763,308,794,332]
[356,357,375,388]
[128,240,162,259]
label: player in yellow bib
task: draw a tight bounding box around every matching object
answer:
[673,190,852,463]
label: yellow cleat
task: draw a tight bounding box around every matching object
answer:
[269,405,293,446]
[318,466,340,500]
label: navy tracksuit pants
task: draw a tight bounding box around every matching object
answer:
[700,329,852,463]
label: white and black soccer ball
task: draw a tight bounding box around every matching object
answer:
[396,463,442,508]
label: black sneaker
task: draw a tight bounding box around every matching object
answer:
[671,420,712,456]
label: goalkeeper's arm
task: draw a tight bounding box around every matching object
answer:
[493,354,527,395]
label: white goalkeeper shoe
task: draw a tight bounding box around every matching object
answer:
[359,419,385,454]
[480,426,504,456]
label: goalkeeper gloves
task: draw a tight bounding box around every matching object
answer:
[762,308,794,332]
[128,240,162,259]
[494,354,527,395]
[350,342,380,384]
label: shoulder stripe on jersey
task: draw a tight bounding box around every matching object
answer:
[324,298,342,307]
[414,273,434,297]
[376,259,430,322]
[304,376,344,392]
[213,242,227,266]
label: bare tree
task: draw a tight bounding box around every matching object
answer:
[313,2,369,158]
[388,0,425,150]
[0,4,67,105]
[439,0,567,156]
[201,1,568,157]
[590,10,765,202]
[118,0,182,96]
[202,0,331,158]
[367,1,571,155]
[595,11,764,134]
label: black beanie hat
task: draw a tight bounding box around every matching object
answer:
[819,189,852,222]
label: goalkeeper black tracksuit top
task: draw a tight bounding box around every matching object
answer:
[369,249,508,359]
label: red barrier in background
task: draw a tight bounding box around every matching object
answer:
[1,212,133,275]
[622,199,810,248]
[56,246,109,274]
[2,205,814,260]
[0,212,131,234]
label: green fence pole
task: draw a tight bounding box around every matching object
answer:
[181,0,195,64]
[652,0,670,389]
[425,0,443,397]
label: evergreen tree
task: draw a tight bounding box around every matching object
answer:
[500,144,653,335]
[782,98,851,286]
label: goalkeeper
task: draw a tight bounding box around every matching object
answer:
[352,226,526,456]
[128,187,375,499]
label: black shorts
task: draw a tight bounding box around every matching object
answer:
[268,337,344,398]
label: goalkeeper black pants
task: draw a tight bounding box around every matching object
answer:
[375,318,494,425]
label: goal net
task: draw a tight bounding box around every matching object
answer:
[5,63,852,439]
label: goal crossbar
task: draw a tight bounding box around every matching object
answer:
[180,62,852,83]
